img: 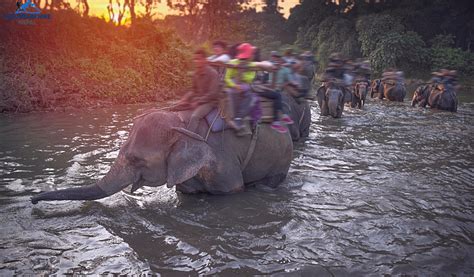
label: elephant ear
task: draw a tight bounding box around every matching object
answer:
[166,129,216,187]
[316,86,326,106]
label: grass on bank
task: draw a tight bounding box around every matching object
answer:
[0,9,191,113]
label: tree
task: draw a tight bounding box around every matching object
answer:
[165,0,249,40]
[356,14,404,57]
[307,16,360,68]
[287,0,338,42]
[262,0,280,15]
[369,31,428,73]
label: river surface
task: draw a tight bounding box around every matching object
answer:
[1,91,473,275]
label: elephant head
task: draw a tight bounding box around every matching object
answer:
[355,82,368,101]
[31,111,216,204]
[370,79,382,98]
[411,85,431,107]
[317,84,349,118]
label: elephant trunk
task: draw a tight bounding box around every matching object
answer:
[31,184,108,204]
[31,155,136,204]
[328,99,340,118]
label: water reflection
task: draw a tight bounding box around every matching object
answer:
[0,92,473,275]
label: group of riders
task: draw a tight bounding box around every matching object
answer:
[174,41,316,135]
[174,41,459,136]
[319,53,372,107]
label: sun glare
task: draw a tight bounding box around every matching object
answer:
[66,0,297,23]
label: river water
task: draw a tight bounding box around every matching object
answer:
[1,91,473,275]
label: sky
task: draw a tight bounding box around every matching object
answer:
[68,0,299,22]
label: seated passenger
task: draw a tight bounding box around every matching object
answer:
[175,49,220,133]
[224,43,258,132]
[288,61,311,99]
[283,48,296,65]
[207,40,231,83]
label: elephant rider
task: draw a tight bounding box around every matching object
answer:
[382,68,404,85]
[250,52,294,133]
[288,60,311,99]
[175,49,220,133]
[433,69,459,102]
[438,69,459,91]
[353,59,371,85]
[319,52,347,91]
[283,48,297,65]
[207,40,231,84]
[299,51,317,83]
[224,42,259,133]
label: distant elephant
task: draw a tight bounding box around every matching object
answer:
[316,84,352,118]
[411,84,457,112]
[31,109,294,204]
[370,79,383,99]
[351,81,369,108]
[382,81,406,102]
[282,92,311,140]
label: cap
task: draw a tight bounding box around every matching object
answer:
[236,43,254,60]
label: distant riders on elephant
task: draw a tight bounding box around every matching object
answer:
[316,53,353,118]
[411,69,458,112]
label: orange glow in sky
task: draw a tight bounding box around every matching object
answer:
[68,0,298,24]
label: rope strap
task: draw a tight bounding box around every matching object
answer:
[242,123,259,170]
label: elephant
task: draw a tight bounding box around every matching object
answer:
[316,84,352,118]
[370,79,383,99]
[282,92,311,140]
[411,83,457,112]
[351,81,369,108]
[31,108,294,204]
[382,81,406,102]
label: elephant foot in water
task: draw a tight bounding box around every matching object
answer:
[247,173,287,189]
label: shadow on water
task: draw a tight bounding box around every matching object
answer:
[0,91,473,275]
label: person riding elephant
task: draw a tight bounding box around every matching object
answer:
[351,60,371,108]
[174,49,220,133]
[316,53,352,118]
[380,68,406,102]
[412,70,458,112]
[31,107,294,204]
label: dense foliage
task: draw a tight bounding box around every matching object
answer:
[291,0,473,77]
[0,10,190,112]
[1,0,473,112]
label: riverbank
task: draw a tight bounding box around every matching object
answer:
[0,10,191,114]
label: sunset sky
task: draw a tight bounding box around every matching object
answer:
[67,0,299,22]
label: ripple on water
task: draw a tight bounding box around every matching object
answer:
[0,99,473,275]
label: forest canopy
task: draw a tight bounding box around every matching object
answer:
[1,0,473,112]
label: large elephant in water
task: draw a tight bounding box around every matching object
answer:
[316,84,352,118]
[382,81,406,102]
[411,84,457,112]
[31,109,294,204]
[282,92,311,140]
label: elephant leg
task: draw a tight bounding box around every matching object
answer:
[247,173,287,188]
[176,178,206,194]
[321,100,329,116]
[203,159,244,194]
[265,173,287,188]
